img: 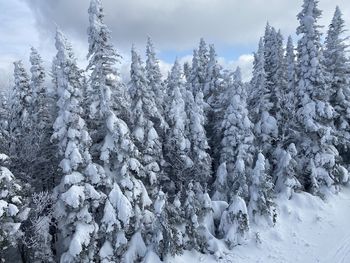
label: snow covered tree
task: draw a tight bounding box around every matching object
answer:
[129,47,165,197]
[0,154,26,262]
[86,0,128,161]
[29,47,58,191]
[280,36,298,141]
[248,153,275,224]
[214,69,254,202]
[249,38,278,158]
[274,143,301,198]
[263,24,285,123]
[8,61,32,170]
[219,195,249,248]
[296,0,344,193]
[186,90,211,187]
[324,6,350,166]
[145,37,167,124]
[164,84,192,194]
[0,90,9,154]
[205,45,226,172]
[52,29,104,263]
[189,39,209,95]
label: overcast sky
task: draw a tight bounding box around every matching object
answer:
[1,0,350,87]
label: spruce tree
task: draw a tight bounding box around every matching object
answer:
[86,0,128,161]
[296,0,344,193]
[324,6,350,170]
[52,29,104,263]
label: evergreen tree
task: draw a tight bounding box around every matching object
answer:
[248,153,275,224]
[296,0,343,193]
[186,90,211,187]
[129,47,165,197]
[145,37,167,126]
[52,29,104,263]
[249,38,277,175]
[189,39,209,95]
[86,0,128,161]
[164,62,192,194]
[8,61,32,171]
[0,154,26,262]
[213,69,254,202]
[324,6,350,168]
[29,47,58,191]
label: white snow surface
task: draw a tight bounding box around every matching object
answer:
[170,186,350,263]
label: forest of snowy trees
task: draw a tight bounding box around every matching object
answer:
[1,0,350,262]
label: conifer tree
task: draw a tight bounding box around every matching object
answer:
[214,69,254,202]
[86,0,128,160]
[296,0,344,193]
[248,153,275,224]
[324,6,350,167]
[52,29,104,263]
[129,47,165,197]
[0,154,26,262]
[29,47,58,190]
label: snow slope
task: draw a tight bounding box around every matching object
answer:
[168,186,350,263]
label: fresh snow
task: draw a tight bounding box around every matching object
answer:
[171,186,350,263]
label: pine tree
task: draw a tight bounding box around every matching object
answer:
[145,37,167,128]
[0,90,9,154]
[164,85,192,194]
[219,195,249,248]
[29,47,58,191]
[0,154,26,262]
[186,90,211,187]
[164,62,192,194]
[296,0,343,193]
[129,47,165,197]
[189,39,209,95]
[248,153,275,224]
[86,0,128,161]
[213,69,254,202]
[280,36,298,141]
[324,6,350,169]
[249,38,278,156]
[52,29,104,263]
[8,61,32,170]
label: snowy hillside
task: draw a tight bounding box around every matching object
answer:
[173,186,350,263]
[2,0,350,262]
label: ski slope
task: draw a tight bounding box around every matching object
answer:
[169,186,350,263]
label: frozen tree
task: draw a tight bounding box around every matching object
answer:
[248,153,275,224]
[164,84,192,194]
[145,37,167,123]
[280,36,298,141]
[186,90,211,187]
[324,6,350,165]
[205,45,226,172]
[52,29,104,263]
[29,47,58,191]
[24,192,55,263]
[8,61,32,169]
[99,106,152,262]
[189,39,209,95]
[296,0,343,193]
[86,0,128,160]
[274,144,301,198]
[263,24,285,123]
[129,47,165,197]
[0,154,26,262]
[219,195,249,248]
[0,90,9,153]
[249,38,278,158]
[214,69,254,202]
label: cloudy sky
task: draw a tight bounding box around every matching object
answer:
[1,0,350,86]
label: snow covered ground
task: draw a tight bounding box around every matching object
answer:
[169,186,350,263]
